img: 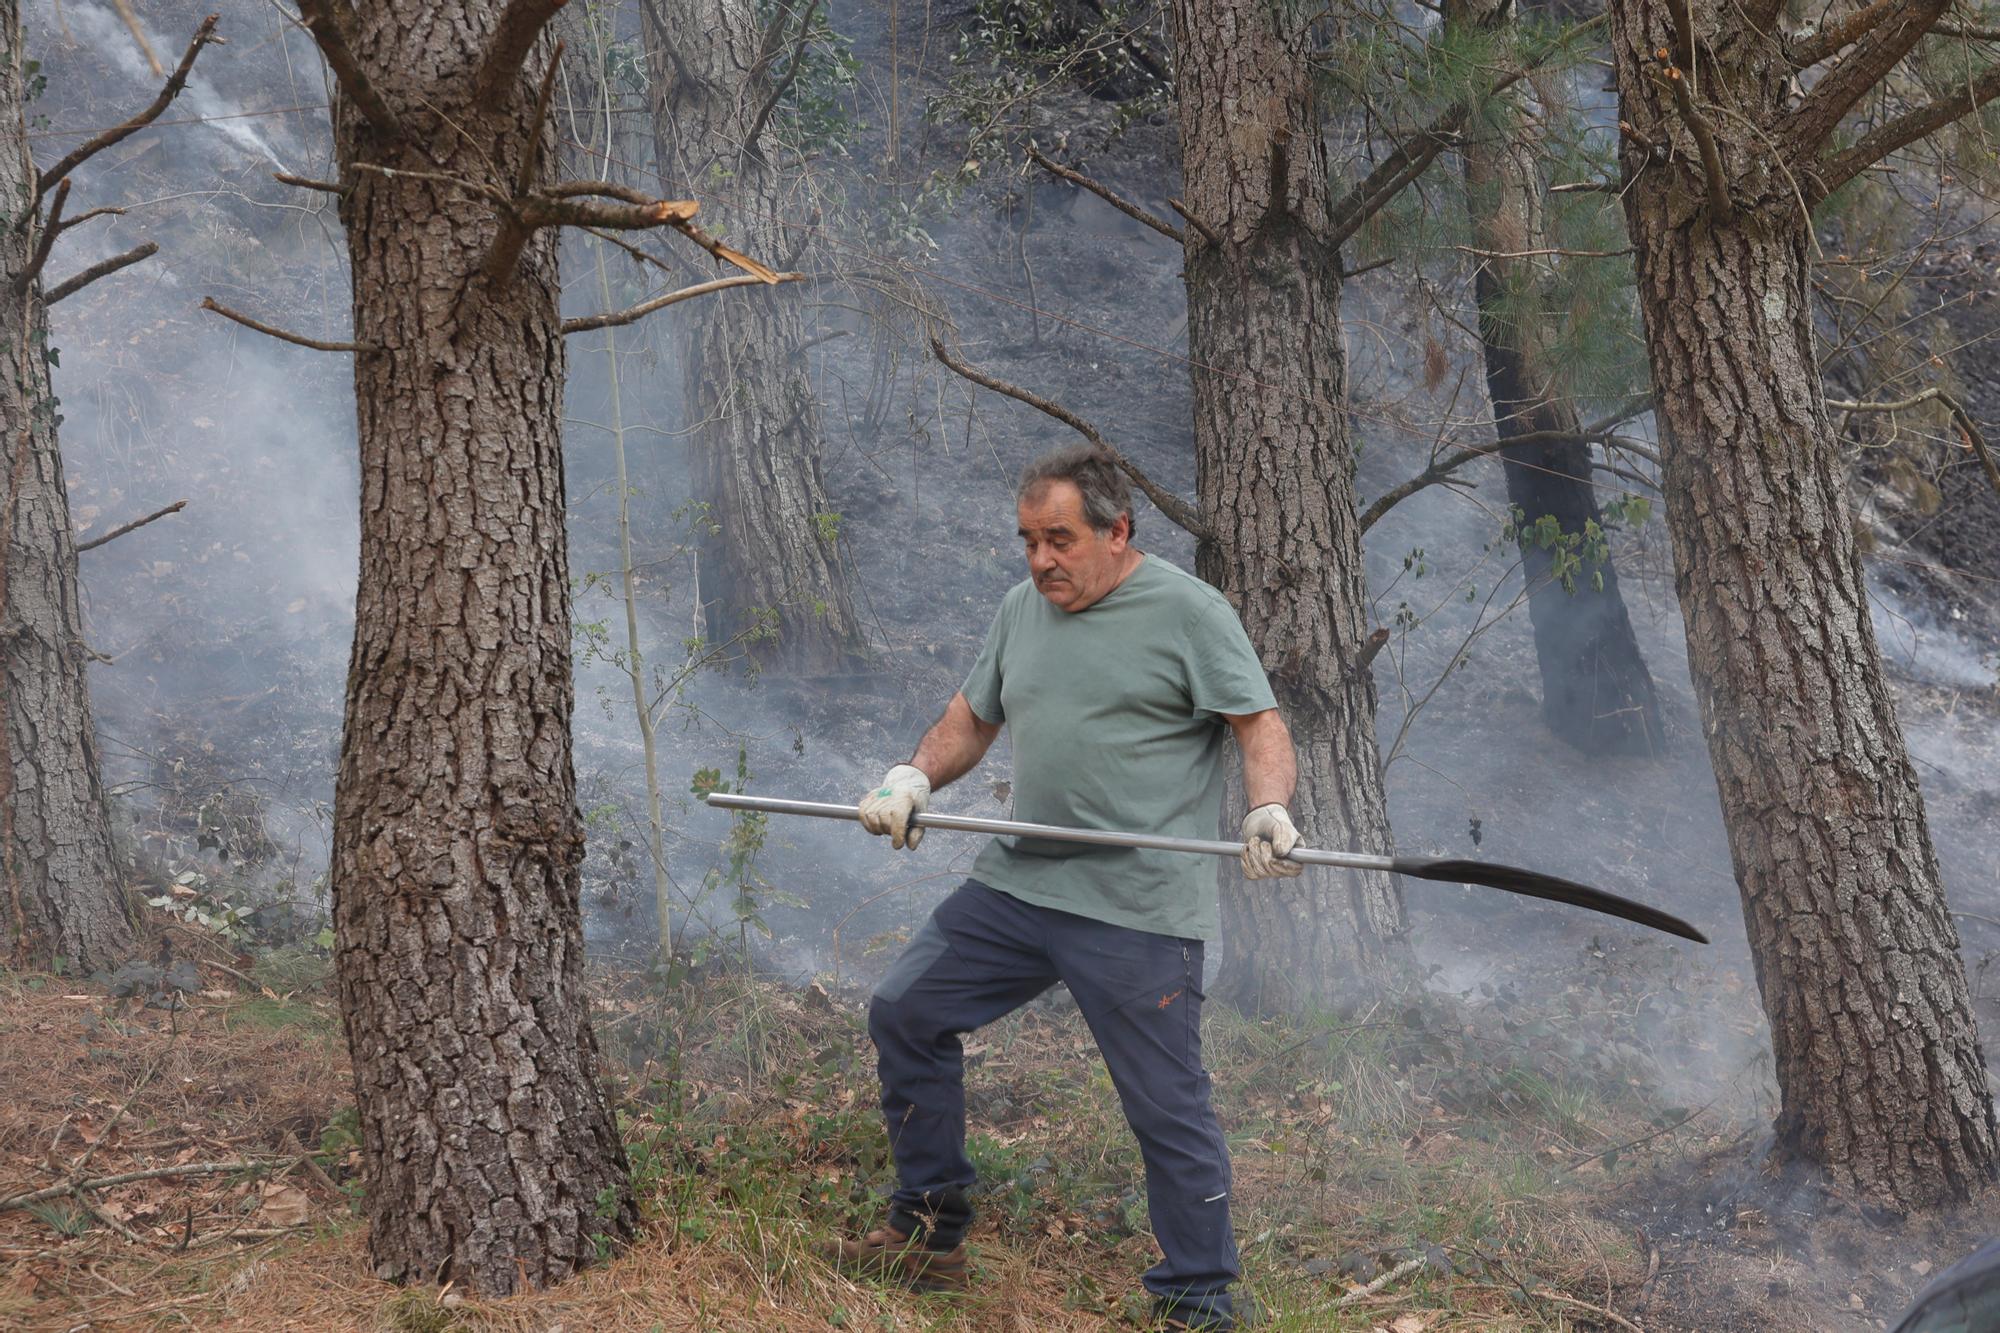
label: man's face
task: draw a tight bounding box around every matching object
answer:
[1017,480,1131,613]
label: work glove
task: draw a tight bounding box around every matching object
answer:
[859,764,931,850]
[1240,804,1304,880]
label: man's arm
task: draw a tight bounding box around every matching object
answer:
[1226,708,1298,809]
[910,692,1002,790]
[859,693,1001,850]
[1225,708,1303,879]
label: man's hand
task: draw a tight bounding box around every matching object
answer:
[1240,804,1303,880]
[859,764,932,850]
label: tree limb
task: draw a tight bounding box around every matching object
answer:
[199,296,375,352]
[110,0,165,76]
[76,499,186,553]
[1788,0,1907,67]
[516,41,565,196]
[1780,0,1953,158]
[296,0,404,141]
[46,241,159,306]
[929,338,1211,541]
[1360,438,1514,532]
[56,204,126,235]
[1168,198,1219,246]
[532,187,779,280]
[16,179,70,294]
[563,272,803,334]
[1828,387,2000,499]
[476,0,569,103]
[1027,144,1183,242]
[1659,67,1733,221]
[1813,59,2000,198]
[744,0,822,156]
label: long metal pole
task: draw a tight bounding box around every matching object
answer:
[701,792,1710,944]
[702,792,1394,871]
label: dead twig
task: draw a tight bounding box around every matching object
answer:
[46,241,159,306]
[0,1159,290,1212]
[110,0,164,77]
[38,14,222,197]
[199,297,374,353]
[1167,198,1219,246]
[15,178,69,294]
[1331,1254,1426,1307]
[74,498,184,548]
[273,172,344,195]
[1829,387,2000,499]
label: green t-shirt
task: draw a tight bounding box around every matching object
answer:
[959,553,1278,940]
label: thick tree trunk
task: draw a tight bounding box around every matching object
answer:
[324,4,634,1292]
[1167,0,1412,1011]
[1610,0,1996,1208]
[1451,0,1664,757]
[0,2,132,973]
[644,0,863,674]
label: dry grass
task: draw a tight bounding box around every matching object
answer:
[0,949,1803,1332]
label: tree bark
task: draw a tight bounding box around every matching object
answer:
[0,0,133,973]
[1451,0,1665,756]
[644,0,863,674]
[1610,0,1996,1208]
[321,3,635,1292]
[1167,0,1413,1011]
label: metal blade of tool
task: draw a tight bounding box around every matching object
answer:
[702,793,1709,944]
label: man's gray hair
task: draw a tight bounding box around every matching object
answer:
[1016,444,1136,540]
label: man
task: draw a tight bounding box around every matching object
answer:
[836,445,1302,1331]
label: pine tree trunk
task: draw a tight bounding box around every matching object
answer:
[0,2,132,974]
[1610,0,1996,1208]
[1167,0,1412,1011]
[1451,0,1664,756]
[323,4,634,1292]
[644,0,863,674]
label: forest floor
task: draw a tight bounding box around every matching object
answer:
[3,928,1990,1333]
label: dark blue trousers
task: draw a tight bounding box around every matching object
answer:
[868,881,1238,1320]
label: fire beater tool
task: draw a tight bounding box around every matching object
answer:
[702,793,1709,944]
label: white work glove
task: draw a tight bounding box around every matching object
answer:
[1240,804,1304,880]
[859,764,931,850]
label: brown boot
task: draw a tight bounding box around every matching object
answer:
[829,1222,969,1293]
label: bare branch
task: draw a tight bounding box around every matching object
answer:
[37,14,219,197]
[46,241,159,306]
[109,0,164,76]
[530,188,780,281]
[563,272,803,334]
[55,204,126,236]
[75,498,186,553]
[273,171,344,195]
[1781,0,1952,158]
[1813,60,2000,198]
[0,1160,289,1212]
[1360,438,1512,532]
[1659,67,1733,221]
[296,0,404,140]
[476,0,569,103]
[929,337,1211,541]
[16,178,70,294]
[199,296,375,352]
[1788,0,1906,67]
[1168,198,1219,246]
[744,0,822,155]
[1027,145,1183,242]
[1828,387,2000,499]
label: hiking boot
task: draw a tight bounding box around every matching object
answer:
[829,1222,969,1293]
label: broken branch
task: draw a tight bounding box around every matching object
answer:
[200,296,374,352]
[1658,66,1733,222]
[563,272,804,334]
[76,498,186,553]
[45,241,160,306]
[273,171,344,195]
[0,1160,290,1213]
[476,0,569,103]
[1027,145,1183,243]
[296,0,404,140]
[39,14,220,197]
[930,337,1211,541]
